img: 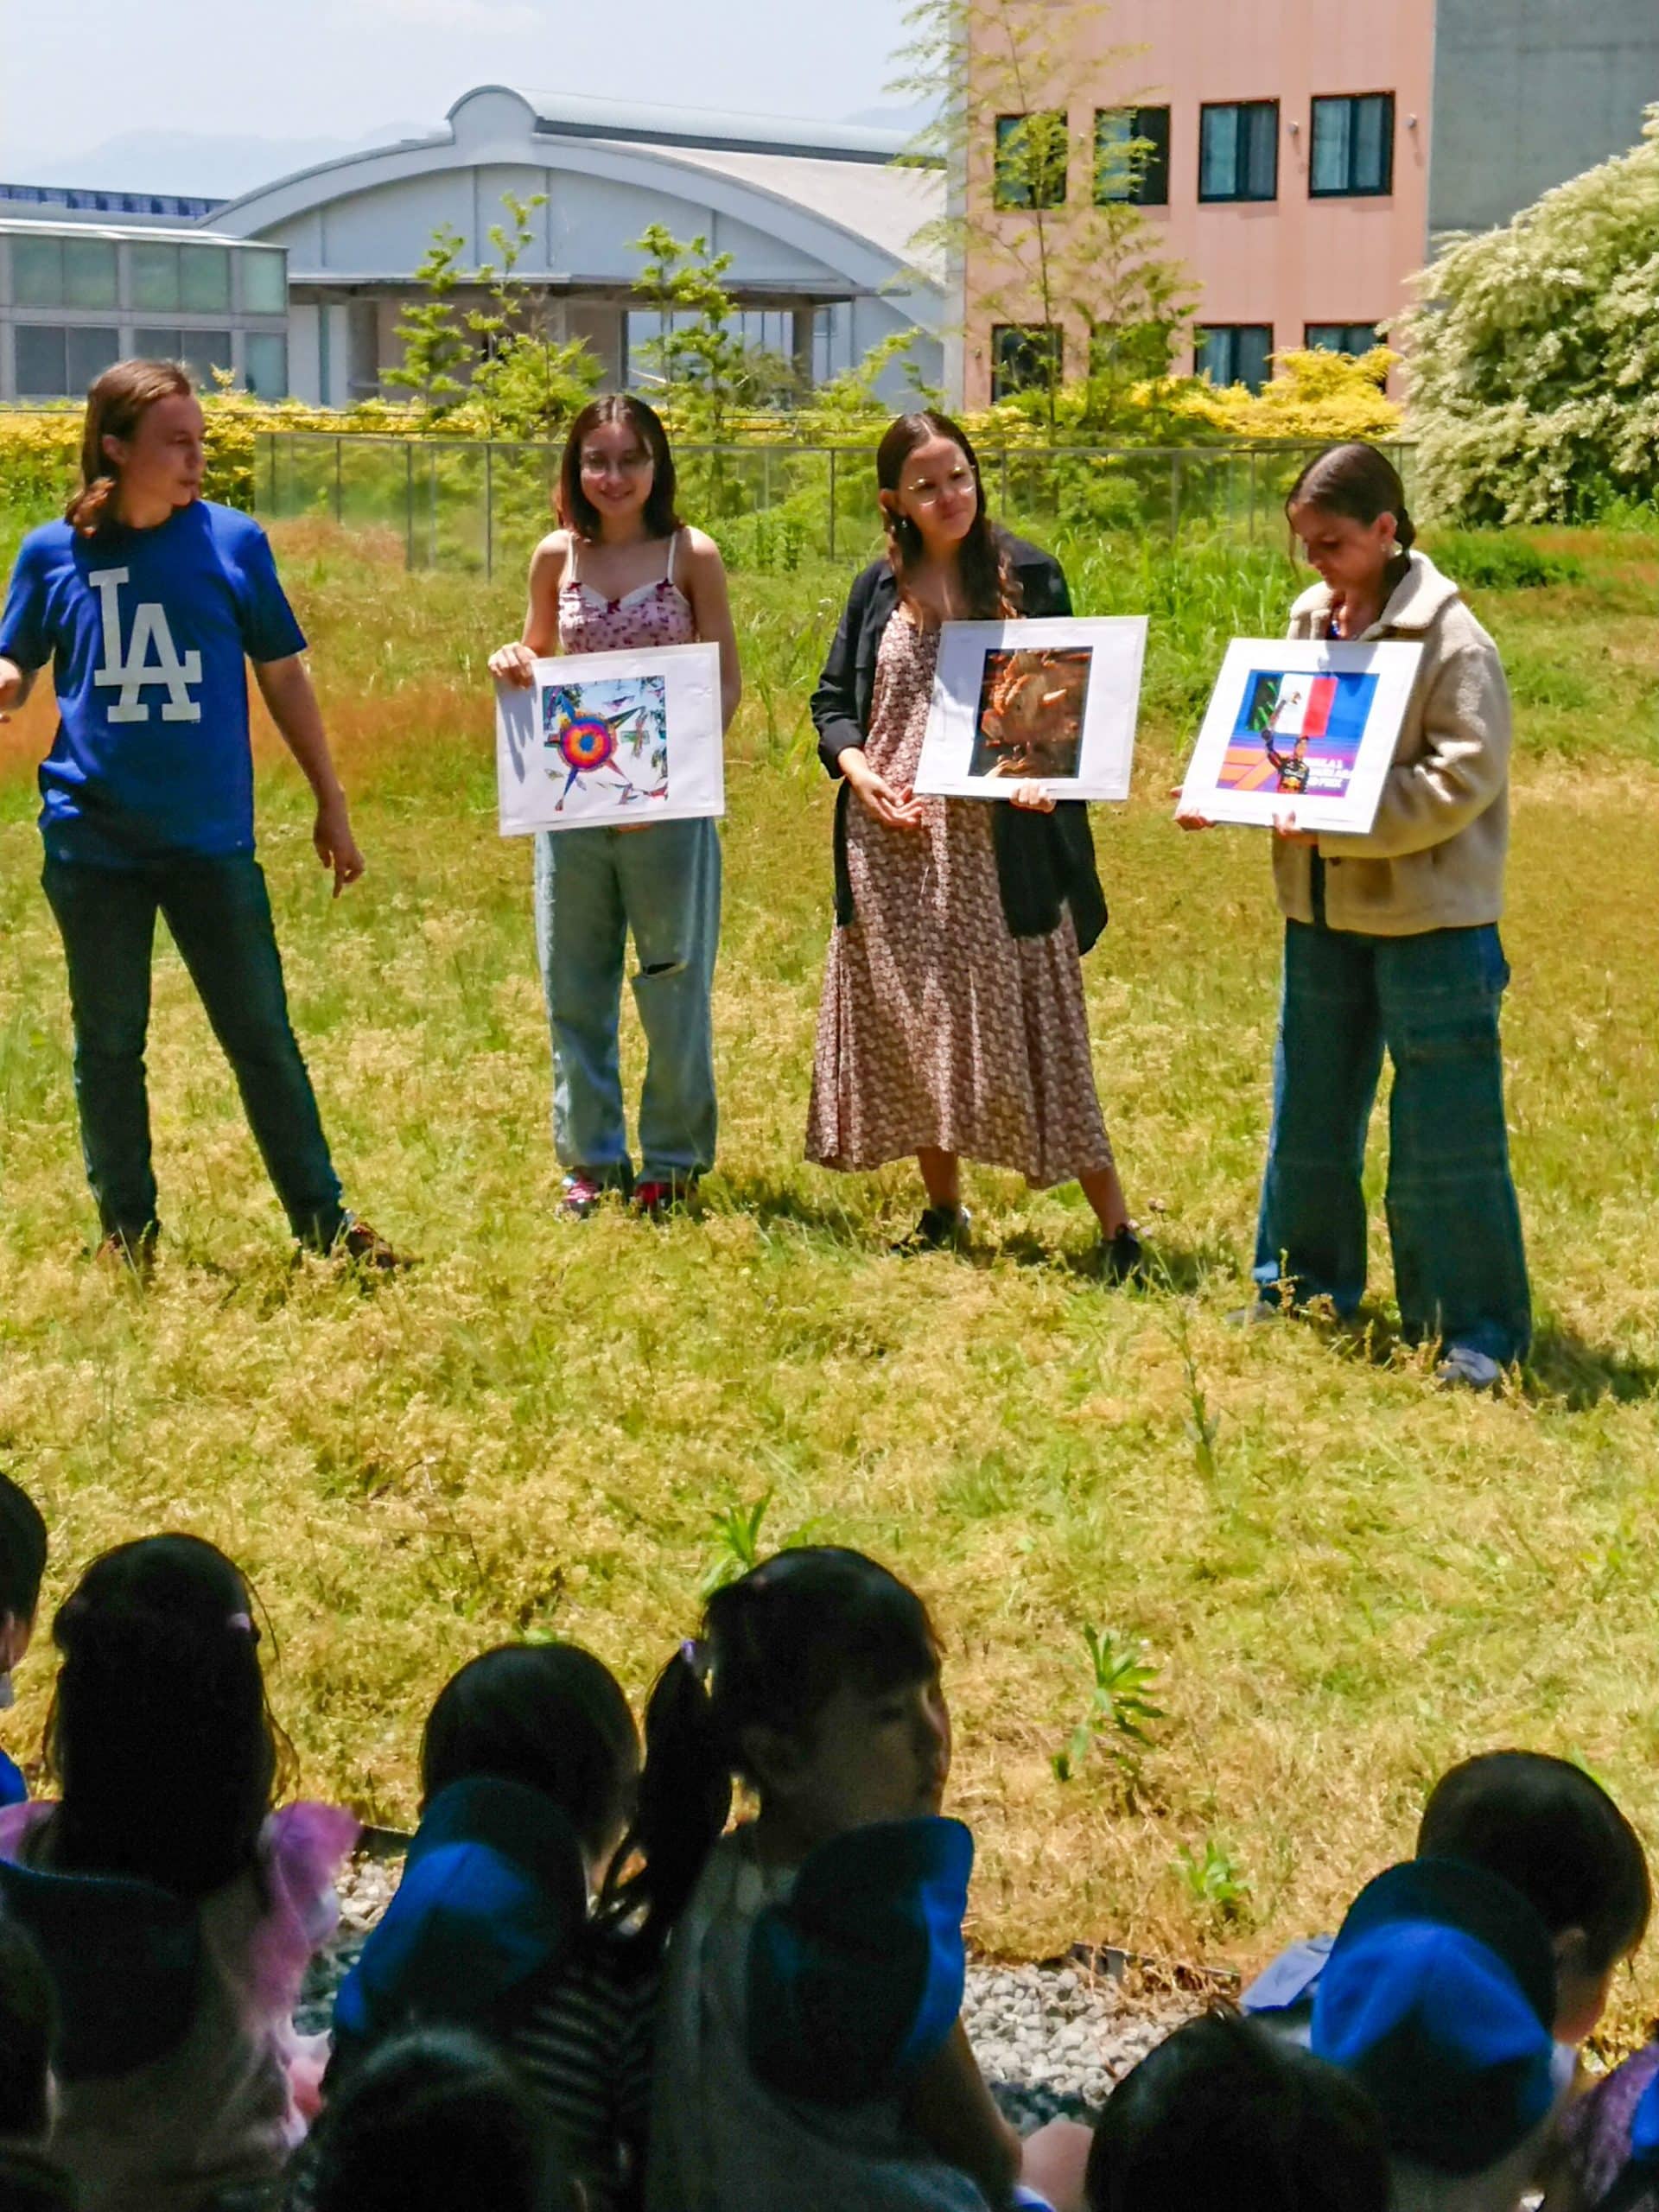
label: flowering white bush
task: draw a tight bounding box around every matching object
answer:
[1402,105,1659,523]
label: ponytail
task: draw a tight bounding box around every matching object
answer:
[601,1548,941,1959]
[66,359,194,540]
[597,1645,731,1960]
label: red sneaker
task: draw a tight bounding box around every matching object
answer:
[632,1179,696,1220]
[559,1173,608,1220]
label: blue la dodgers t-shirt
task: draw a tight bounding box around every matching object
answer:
[0,499,307,867]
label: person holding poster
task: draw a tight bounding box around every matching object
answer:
[1179,442,1529,1389]
[806,410,1142,1275]
[489,396,741,1220]
[0,360,403,1274]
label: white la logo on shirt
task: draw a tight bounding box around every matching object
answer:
[88,568,203,724]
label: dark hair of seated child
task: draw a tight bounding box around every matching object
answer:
[0,1477,48,1810]
[305,2026,574,2212]
[1085,2008,1390,2212]
[1418,1750,1650,2043]
[330,1643,645,2212]
[0,1914,53,2143]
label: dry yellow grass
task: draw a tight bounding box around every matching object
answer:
[1,523,1658,2051]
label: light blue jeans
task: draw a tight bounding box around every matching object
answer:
[532,818,721,1186]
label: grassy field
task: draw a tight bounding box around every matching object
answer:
[3,511,1659,2037]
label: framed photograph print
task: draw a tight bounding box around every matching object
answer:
[1178,638,1424,834]
[912,617,1147,802]
[496,641,724,835]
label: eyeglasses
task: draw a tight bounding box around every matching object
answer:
[581,450,652,474]
[900,465,976,505]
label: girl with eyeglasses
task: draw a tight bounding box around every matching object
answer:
[490,395,742,1219]
[806,410,1142,1274]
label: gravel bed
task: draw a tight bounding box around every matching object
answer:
[296,1853,1200,2133]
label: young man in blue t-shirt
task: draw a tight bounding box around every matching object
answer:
[0,359,403,1271]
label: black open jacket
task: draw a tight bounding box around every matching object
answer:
[810,536,1109,950]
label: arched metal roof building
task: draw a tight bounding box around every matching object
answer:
[207,86,944,407]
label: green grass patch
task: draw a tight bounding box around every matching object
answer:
[3,516,1659,2045]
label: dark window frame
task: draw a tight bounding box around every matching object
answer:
[990,321,1064,402]
[1195,322,1274,394]
[1198,100,1280,203]
[1094,105,1172,207]
[1308,93,1395,198]
[993,111,1071,211]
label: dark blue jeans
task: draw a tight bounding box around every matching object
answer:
[1253,919,1532,1364]
[42,855,346,1247]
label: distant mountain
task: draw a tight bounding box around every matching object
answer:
[1,124,432,201]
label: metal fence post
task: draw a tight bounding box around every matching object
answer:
[334,436,343,527]
[1000,448,1010,520]
[1169,451,1180,540]
[404,442,415,570]
[484,441,494,583]
[828,447,837,562]
[1248,448,1258,543]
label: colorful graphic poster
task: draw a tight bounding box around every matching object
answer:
[915,617,1146,802]
[496,642,723,834]
[1178,639,1423,834]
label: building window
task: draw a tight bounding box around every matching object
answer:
[240,249,287,315]
[1199,101,1279,202]
[1196,324,1274,393]
[12,235,65,308]
[1310,94,1395,196]
[811,303,855,386]
[135,327,234,384]
[1095,106,1171,206]
[1305,322,1382,358]
[64,239,118,310]
[180,245,232,314]
[244,333,288,398]
[131,243,181,313]
[990,322,1062,401]
[13,324,118,396]
[993,112,1069,210]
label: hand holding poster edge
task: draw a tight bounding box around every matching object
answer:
[495,640,724,836]
[1177,637,1425,836]
[912,616,1147,803]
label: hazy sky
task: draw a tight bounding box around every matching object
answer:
[0,0,918,188]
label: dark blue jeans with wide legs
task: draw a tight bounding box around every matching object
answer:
[1253,918,1532,1365]
[42,855,346,1248]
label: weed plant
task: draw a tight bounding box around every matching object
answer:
[1,515,1658,2034]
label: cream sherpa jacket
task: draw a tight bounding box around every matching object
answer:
[1273,551,1512,936]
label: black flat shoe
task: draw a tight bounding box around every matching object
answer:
[896,1203,972,1254]
[1099,1224,1147,1284]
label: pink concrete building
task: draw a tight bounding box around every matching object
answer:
[955,0,1659,406]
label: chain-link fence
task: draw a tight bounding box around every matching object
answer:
[251,431,1418,578]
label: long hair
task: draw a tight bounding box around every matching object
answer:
[44,1535,292,1900]
[1285,441,1418,555]
[876,410,1020,620]
[420,1642,639,1864]
[66,359,194,540]
[557,392,683,543]
[599,1548,940,1958]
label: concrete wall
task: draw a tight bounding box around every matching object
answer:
[1429,0,1659,238]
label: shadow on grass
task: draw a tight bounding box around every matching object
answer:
[1524,1325,1659,1410]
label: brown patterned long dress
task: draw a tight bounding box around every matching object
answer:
[806,608,1114,1188]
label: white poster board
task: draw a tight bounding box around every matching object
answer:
[912,616,1147,802]
[496,642,724,835]
[1178,638,1424,835]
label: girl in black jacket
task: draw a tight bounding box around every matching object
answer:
[805,410,1141,1273]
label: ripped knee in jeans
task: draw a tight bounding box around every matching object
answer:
[640,959,686,979]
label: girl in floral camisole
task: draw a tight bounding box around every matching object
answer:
[490,395,741,1217]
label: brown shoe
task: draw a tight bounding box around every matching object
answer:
[97,1225,157,1283]
[333,1217,414,1272]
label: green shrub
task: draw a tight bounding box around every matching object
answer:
[1426,531,1585,591]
